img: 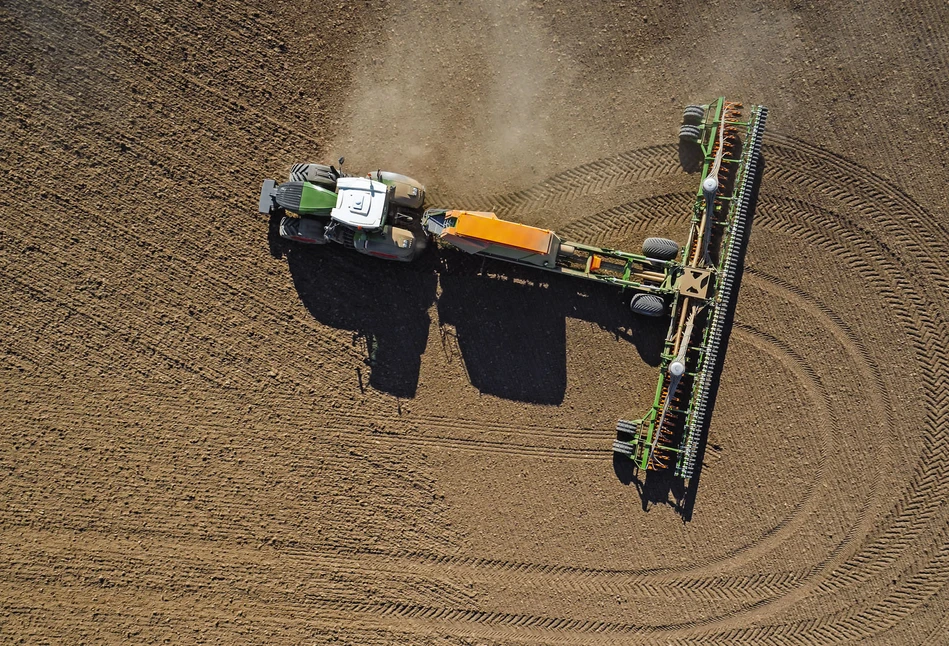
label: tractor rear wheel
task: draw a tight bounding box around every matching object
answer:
[630,293,666,317]
[642,237,680,261]
[679,124,702,143]
[682,105,705,125]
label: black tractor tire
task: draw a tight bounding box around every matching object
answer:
[679,124,702,143]
[289,163,338,192]
[630,293,666,317]
[642,237,680,261]
[682,105,706,125]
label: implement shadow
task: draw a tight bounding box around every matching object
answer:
[677,153,765,522]
[612,439,686,516]
[437,252,665,405]
[678,139,704,173]
[270,214,438,398]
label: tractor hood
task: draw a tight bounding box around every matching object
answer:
[331,177,389,230]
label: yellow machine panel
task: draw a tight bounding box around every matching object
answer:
[447,211,554,255]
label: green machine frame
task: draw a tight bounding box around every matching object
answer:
[422,98,768,480]
[613,98,768,479]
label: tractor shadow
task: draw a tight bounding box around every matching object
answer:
[436,251,665,405]
[270,216,667,407]
[271,213,438,399]
[618,152,766,521]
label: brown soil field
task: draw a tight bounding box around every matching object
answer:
[3,0,949,644]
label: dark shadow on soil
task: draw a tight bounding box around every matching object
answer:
[613,454,685,514]
[272,213,439,399]
[678,140,704,173]
[272,210,668,403]
[436,251,666,405]
[638,468,687,513]
[612,452,636,484]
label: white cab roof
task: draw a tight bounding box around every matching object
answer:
[331,177,388,230]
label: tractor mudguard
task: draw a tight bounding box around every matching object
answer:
[353,225,425,262]
[372,170,425,210]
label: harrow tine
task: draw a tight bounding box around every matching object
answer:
[676,105,768,479]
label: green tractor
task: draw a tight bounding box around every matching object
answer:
[258,159,429,262]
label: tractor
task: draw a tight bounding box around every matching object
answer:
[258,159,428,262]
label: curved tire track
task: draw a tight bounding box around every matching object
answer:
[409,134,949,642]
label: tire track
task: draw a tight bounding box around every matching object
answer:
[3,525,809,615]
[419,135,946,641]
[427,145,681,216]
[0,395,608,464]
[750,195,949,606]
[652,143,949,640]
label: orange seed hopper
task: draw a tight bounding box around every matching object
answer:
[441,210,557,261]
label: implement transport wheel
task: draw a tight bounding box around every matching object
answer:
[679,124,702,143]
[630,293,666,317]
[682,104,706,125]
[642,237,680,261]
[612,440,634,456]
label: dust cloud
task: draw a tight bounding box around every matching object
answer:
[329,0,596,198]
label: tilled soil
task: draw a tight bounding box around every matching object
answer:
[2,1,949,644]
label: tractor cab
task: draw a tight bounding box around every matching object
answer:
[330,177,390,230]
[260,161,428,262]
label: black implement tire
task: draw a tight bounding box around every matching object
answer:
[630,293,666,317]
[642,237,680,261]
[612,440,634,456]
[679,124,701,143]
[682,105,705,125]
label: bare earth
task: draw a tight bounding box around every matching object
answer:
[2,0,949,644]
